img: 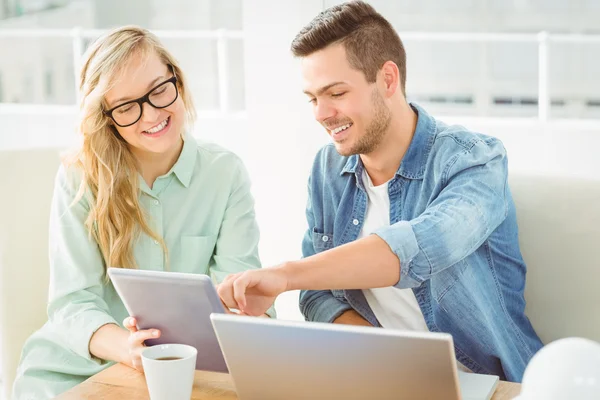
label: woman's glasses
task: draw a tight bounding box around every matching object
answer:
[104,76,179,127]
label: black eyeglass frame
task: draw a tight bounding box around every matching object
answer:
[103,75,179,127]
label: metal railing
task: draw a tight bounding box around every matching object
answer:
[0,28,243,115]
[1,29,600,121]
[396,31,600,122]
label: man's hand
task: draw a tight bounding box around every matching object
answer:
[333,310,373,327]
[217,267,289,316]
[219,298,243,315]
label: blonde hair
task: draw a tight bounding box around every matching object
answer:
[66,26,196,272]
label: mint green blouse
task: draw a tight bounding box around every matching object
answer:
[12,136,273,399]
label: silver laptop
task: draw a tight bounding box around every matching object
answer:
[210,314,499,400]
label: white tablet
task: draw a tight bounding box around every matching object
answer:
[107,268,228,372]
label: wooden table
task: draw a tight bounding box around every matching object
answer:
[57,363,521,399]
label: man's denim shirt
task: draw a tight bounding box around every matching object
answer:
[299,103,543,383]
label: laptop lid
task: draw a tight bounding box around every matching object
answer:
[211,314,464,400]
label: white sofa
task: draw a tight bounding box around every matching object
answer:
[0,149,60,399]
[0,149,599,398]
[508,173,600,344]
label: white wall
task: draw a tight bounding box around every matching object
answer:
[0,106,251,153]
[240,0,326,320]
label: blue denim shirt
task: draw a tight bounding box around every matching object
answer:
[299,103,543,382]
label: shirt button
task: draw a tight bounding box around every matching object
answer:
[154,239,159,245]
[322,235,329,242]
[154,199,160,205]
[353,219,359,225]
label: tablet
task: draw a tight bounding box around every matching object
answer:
[107,268,228,372]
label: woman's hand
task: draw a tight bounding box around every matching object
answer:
[123,317,161,372]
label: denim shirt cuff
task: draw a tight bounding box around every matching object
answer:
[374,221,424,289]
[305,295,353,323]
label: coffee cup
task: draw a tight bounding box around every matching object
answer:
[141,343,197,400]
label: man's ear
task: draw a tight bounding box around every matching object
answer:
[380,61,400,98]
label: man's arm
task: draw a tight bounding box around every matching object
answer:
[286,234,400,291]
[333,310,373,326]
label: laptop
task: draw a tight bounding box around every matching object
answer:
[210,314,499,400]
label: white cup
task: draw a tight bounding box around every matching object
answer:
[141,343,197,400]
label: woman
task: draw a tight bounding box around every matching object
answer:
[12,26,272,399]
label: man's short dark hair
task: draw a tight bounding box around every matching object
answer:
[291,1,407,95]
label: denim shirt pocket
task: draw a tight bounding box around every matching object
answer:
[180,235,218,274]
[311,229,345,300]
[311,228,334,253]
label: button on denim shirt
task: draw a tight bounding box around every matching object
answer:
[299,103,543,382]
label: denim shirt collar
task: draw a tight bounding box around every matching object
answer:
[341,102,437,180]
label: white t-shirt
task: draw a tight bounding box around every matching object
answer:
[358,169,471,372]
[359,169,429,332]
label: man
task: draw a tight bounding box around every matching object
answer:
[218,0,542,382]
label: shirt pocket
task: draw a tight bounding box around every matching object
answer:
[179,235,218,274]
[311,228,334,253]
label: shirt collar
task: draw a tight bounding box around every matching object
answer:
[171,133,197,188]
